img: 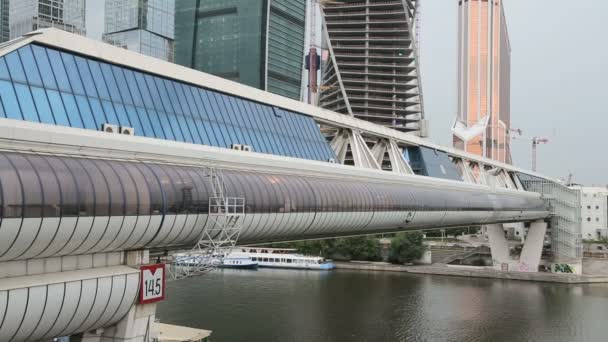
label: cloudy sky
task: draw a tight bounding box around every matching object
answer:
[421,0,608,185]
[86,0,608,185]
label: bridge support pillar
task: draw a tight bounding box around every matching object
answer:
[486,223,512,271]
[70,249,158,342]
[74,303,158,342]
[517,220,547,272]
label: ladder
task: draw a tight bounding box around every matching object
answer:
[168,167,245,280]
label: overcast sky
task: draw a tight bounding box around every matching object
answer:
[86,0,608,185]
[421,0,608,185]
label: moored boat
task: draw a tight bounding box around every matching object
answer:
[235,247,335,270]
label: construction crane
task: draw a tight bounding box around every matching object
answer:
[531,137,549,172]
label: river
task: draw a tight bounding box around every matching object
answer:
[157,269,608,341]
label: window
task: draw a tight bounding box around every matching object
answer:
[587,217,591,222]
[0,43,336,162]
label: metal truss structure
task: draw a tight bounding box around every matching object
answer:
[167,168,245,280]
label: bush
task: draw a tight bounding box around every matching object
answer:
[389,231,426,264]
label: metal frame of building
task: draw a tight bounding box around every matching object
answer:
[319,0,426,135]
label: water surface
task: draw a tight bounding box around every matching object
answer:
[157,269,608,341]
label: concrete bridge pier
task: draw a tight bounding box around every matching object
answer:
[487,220,548,272]
[70,250,157,342]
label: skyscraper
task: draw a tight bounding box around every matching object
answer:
[2,0,85,42]
[174,0,307,101]
[0,0,9,42]
[455,0,511,164]
[103,0,175,62]
[319,0,425,136]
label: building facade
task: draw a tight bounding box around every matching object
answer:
[571,186,608,240]
[455,0,511,164]
[1,0,85,43]
[174,0,307,101]
[103,0,175,62]
[319,0,425,136]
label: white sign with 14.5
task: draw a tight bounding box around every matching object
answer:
[140,264,165,304]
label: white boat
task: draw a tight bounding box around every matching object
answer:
[234,247,335,270]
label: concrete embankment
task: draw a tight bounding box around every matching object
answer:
[334,262,608,284]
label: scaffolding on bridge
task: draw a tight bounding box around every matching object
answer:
[167,167,245,280]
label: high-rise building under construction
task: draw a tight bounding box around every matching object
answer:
[319,0,425,136]
[455,0,511,164]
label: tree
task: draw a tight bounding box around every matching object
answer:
[389,231,426,264]
[333,236,382,261]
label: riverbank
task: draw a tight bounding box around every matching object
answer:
[334,261,608,284]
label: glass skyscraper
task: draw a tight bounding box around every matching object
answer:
[1,0,85,43]
[175,0,307,101]
[103,0,175,62]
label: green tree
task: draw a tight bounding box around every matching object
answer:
[333,236,382,261]
[389,231,426,264]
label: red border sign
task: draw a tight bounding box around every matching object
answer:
[139,263,166,304]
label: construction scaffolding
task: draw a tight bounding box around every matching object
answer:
[518,173,582,263]
[168,168,245,280]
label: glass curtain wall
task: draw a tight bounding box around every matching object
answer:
[0,43,335,161]
[104,0,174,62]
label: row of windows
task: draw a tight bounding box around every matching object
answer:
[0,43,335,161]
[0,152,543,220]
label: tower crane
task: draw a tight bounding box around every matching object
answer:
[531,137,549,172]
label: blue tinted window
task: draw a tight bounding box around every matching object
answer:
[47,90,70,126]
[175,114,193,142]
[152,77,174,113]
[74,56,98,98]
[139,75,161,112]
[101,100,119,125]
[31,87,54,124]
[159,113,177,140]
[46,49,71,92]
[176,83,196,116]
[161,79,182,113]
[5,51,27,83]
[17,46,43,86]
[75,96,97,129]
[100,63,121,102]
[124,105,144,135]
[148,109,168,139]
[60,52,85,95]
[61,92,84,128]
[165,80,190,114]
[111,66,133,105]
[193,118,211,145]
[0,80,22,120]
[134,72,154,109]
[88,98,108,127]
[31,46,57,89]
[88,61,110,100]
[192,88,212,121]
[185,116,202,144]
[0,58,10,80]
[136,107,157,137]
[244,101,273,153]
[209,121,226,146]
[113,103,131,127]
[14,84,39,122]
[123,69,143,106]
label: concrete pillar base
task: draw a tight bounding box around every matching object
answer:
[486,223,513,271]
[518,220,547,272]
[73,303,157,342]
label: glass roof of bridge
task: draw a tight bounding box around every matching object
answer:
[0,43,336,162]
